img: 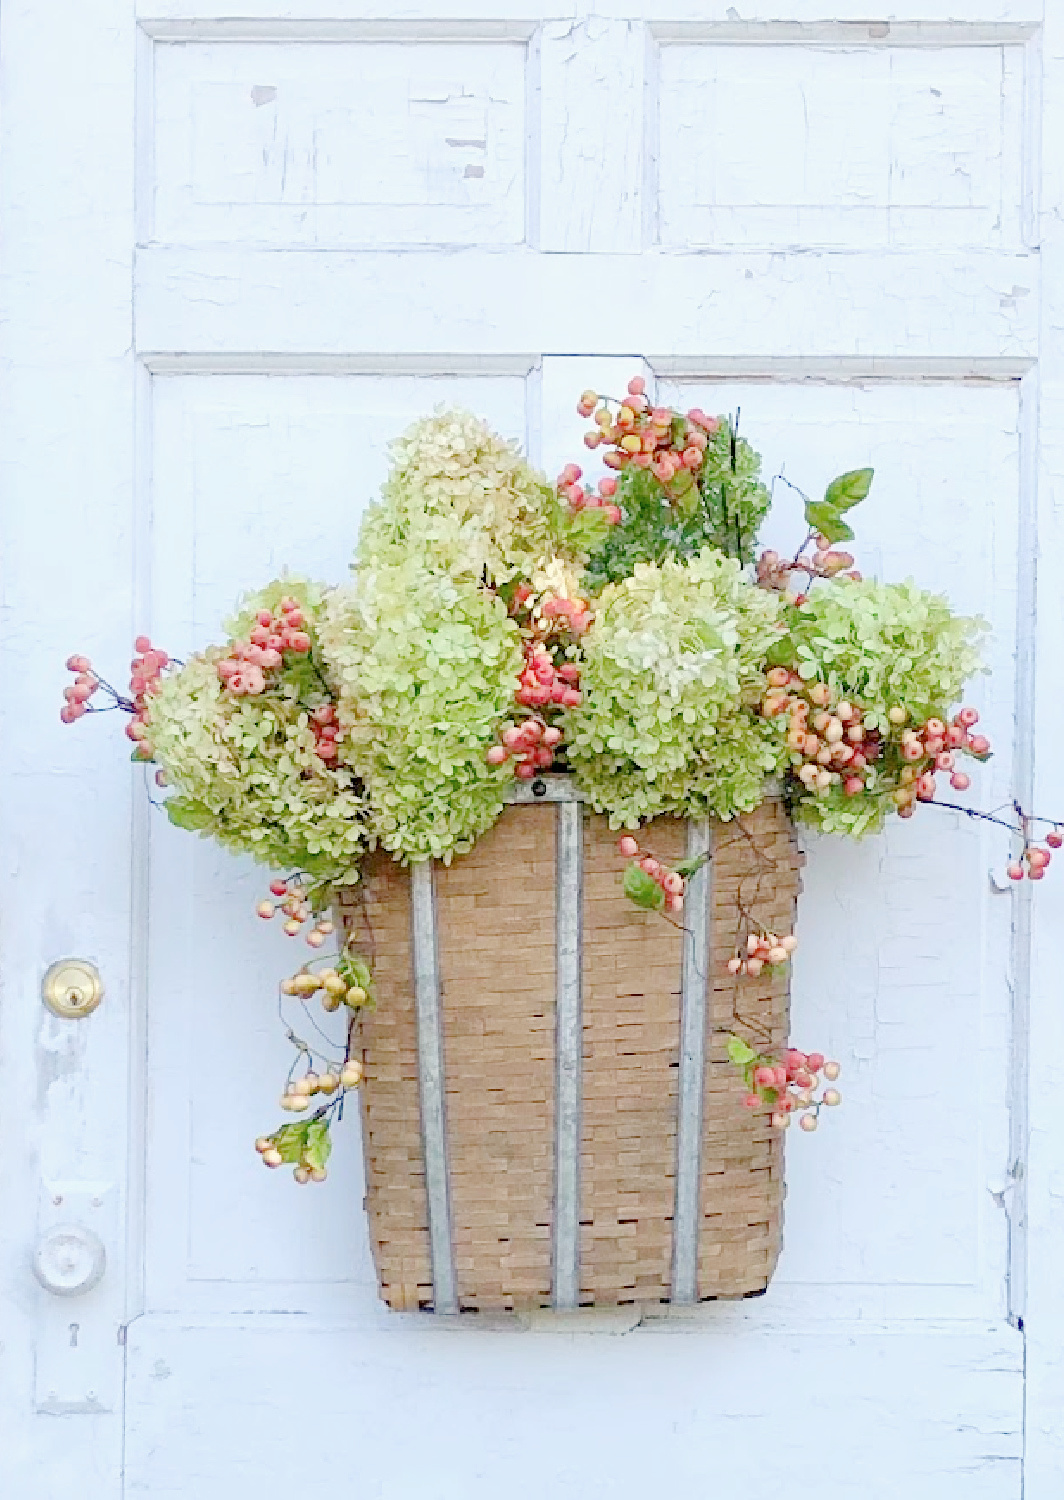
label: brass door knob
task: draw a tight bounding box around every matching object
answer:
[41,959,103,1019]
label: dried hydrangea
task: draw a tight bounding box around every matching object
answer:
[320,557,524,861]
[145,651,369,887]
[355,409,558,586]
[775,578,987,835]
[779,578,987,730]
[564,550,787,826]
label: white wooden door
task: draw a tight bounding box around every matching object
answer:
[4,2,1064,1496]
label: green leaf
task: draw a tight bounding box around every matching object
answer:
[303,1119,332,1172]
[804,501,855,544]
[674,851,710,880]
[281,657,328,701]
[671,472,699,517]
[726,1035,756,1067]
[164,796,214,832]
[270,1122,310,1165]
[824,468,874,511]
[341,954,372,990]
[623,865,667,911]
[564,507,613,552]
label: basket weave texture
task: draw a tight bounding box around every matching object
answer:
[336,794,802,1312]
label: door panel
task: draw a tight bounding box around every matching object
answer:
[150,37,529,247]
[655,39,1027,251]
[657,380,1017,1312]
[144,372,531,1313]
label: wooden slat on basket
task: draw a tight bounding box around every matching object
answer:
[338,793,802,1312]
[580,813,686,1305]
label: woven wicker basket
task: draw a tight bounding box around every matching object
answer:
[336,778,803,1314]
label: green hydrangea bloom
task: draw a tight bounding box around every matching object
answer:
[356,409,558,586]
[564,550,787,827]
[777,578,987,835]
[320,558,524,861]
[145,654,369,887]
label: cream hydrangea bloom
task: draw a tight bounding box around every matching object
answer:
[563,550,788,826]
[356,408,557,585]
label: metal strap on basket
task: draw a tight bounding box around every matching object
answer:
[507,776,586,1309]
[671,817,713,1304]
[552,795,585,1309]
[410,859,459,1314]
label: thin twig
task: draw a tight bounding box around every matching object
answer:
[772,472,811,506]
[929,799,1063,838]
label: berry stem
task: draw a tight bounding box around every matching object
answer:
[929,799,1064,837]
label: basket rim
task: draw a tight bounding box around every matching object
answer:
[505,773,786,807]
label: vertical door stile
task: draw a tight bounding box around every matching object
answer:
[410,859,458,1314]
[671,818,713,1304]
[552,796,585,1309]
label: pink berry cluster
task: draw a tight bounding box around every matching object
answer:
[257,879,335,946]
[515,642,583,710]
[123,636,169,755]
[757,538,862,597]
[893,709,988,814]
[576,377,720,499]
[555,461,622,526]
[726,929,798,978]
[60,639,171,752]
[511,579,594,637]
[1007,826,1063,883]
[216,597,311,696]
[487,644,583,780]
[744,1050,842,1133]
[488,717,564,780]
[538,593,594,637]
[617,834,686,913]
[308,701,341,763]
[762,670,884,797]
[60,654,104,723]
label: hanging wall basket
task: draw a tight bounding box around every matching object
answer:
[337,778,803,1314]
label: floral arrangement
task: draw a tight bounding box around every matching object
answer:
[61,377,1059,1177]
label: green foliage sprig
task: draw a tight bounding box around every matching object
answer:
[582,417,772,591]
[803,468,874,546]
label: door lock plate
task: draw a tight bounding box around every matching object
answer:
[42,959,103,1019]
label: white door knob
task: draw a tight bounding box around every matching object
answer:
[32,1225,106,1296]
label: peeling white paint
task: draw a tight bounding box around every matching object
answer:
[656,40,1026,250]
[151,40,526,246]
